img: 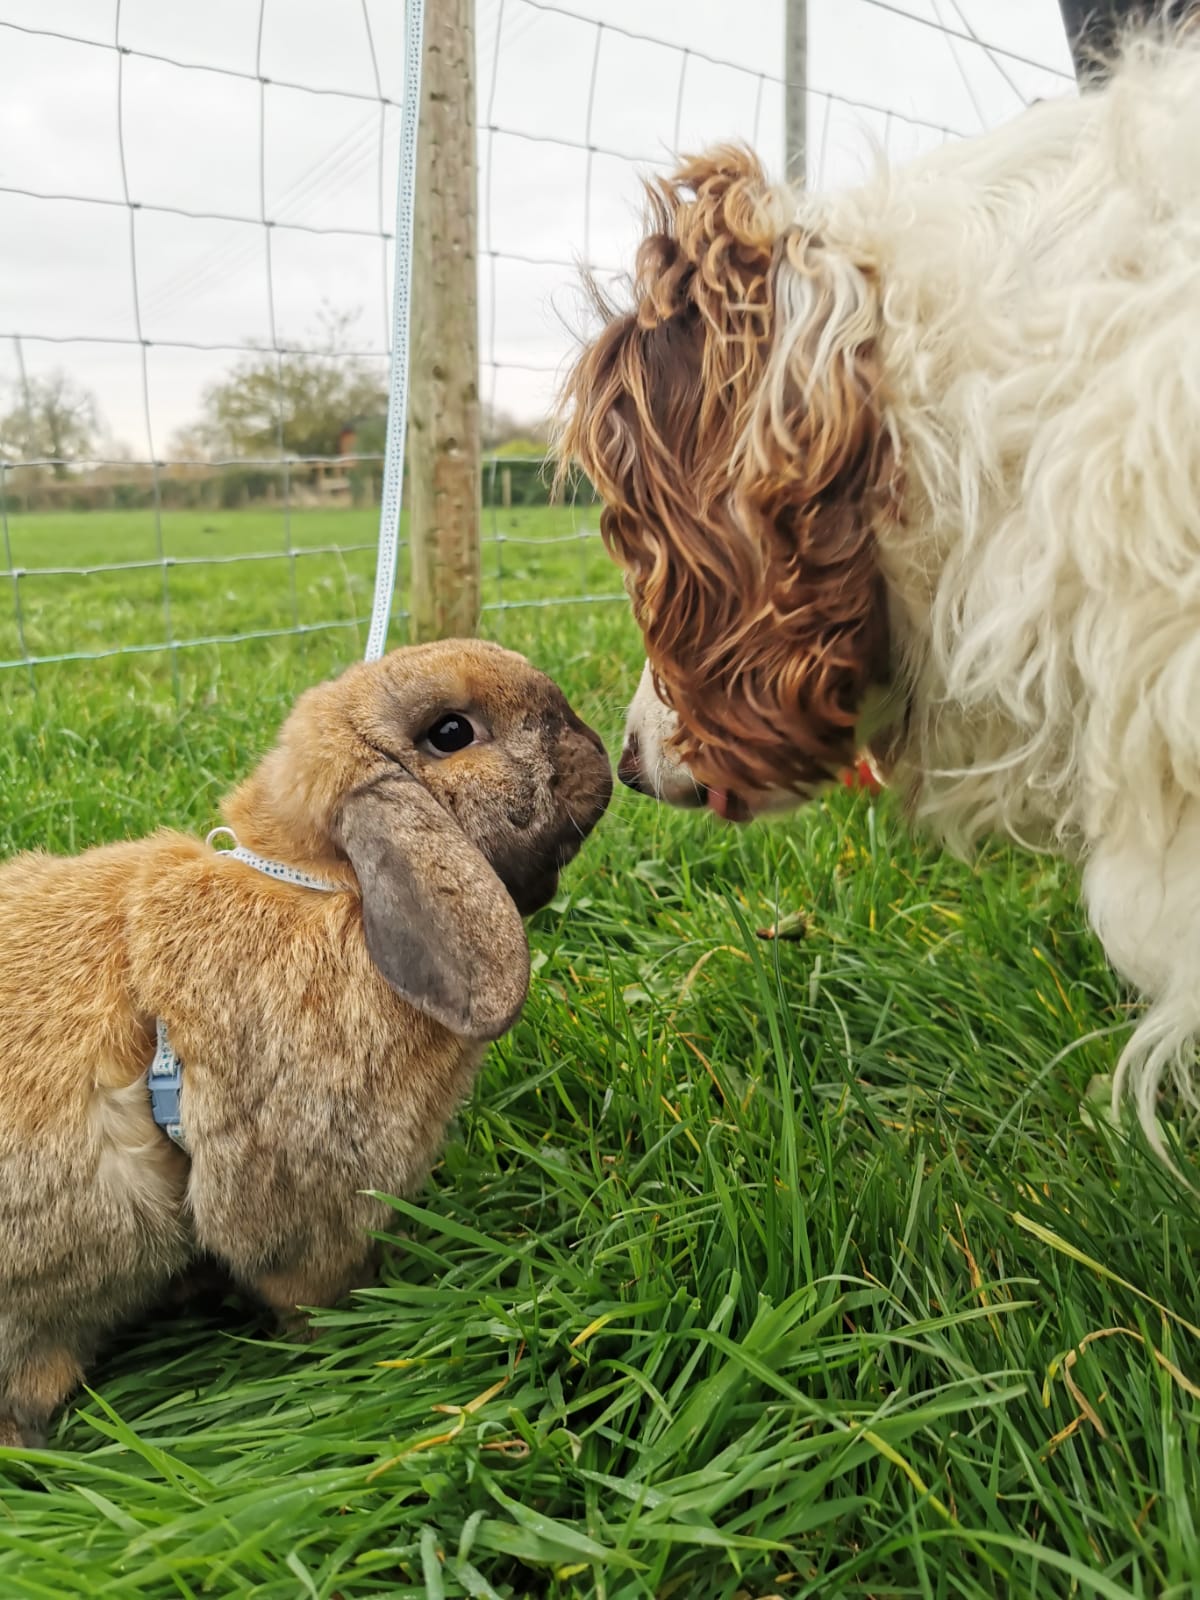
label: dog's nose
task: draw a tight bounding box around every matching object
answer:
[617,736,648,794]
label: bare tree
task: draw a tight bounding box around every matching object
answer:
[0,371,100,479]
[174,309,388,463]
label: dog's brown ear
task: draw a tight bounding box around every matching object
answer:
[634,146,781,412]
[556,146,781,533]
[555,145,780,508]
[333,769,530,1042]
[664,146,776,265]
[639,233,892,796]
[636,145,777,321]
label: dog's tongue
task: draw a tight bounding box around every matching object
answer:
[706,787,751,823]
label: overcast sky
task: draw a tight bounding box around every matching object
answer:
[0,0,1075,461]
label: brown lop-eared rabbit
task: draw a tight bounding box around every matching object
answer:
[0,639,611,1447]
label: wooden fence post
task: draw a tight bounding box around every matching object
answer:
[408,0,481,640]
[784,0,807,184]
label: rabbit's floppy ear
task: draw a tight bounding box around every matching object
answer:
[333,767,530,1041]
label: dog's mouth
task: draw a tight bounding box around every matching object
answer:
[703,786,752,824]
[624,769,754,822]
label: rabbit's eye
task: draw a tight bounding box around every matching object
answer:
[423,713,476,756]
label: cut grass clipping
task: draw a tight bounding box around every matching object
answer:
[0,508,1198,1598]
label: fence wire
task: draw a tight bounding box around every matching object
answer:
[0,0,1075,677]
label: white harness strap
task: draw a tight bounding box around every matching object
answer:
[146,829,343,1152]
[205,827,344,894]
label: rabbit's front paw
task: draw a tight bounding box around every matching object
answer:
[254,1251,375,1335]
[273,1307,320,1345]
[0,1414,47,1450]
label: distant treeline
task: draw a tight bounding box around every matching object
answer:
[1,453,575,515]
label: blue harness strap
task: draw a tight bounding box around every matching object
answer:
[145,831,344,1154]
[148,1018,187,1150]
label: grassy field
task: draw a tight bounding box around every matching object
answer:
[0,504,618,669]
[0,507,1198,1598]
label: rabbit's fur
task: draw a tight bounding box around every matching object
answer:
[0,639,611,1447]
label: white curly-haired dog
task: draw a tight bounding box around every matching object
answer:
[559,27,1200,1155]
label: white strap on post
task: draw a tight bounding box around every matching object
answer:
[364,0,427,663]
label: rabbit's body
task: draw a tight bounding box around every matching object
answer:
[0,641,611,1446]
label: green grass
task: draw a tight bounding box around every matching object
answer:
[1,508,1199,1598]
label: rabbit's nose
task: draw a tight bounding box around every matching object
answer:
[617,736,648,794]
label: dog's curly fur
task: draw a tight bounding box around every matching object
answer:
[563,151,899,795]
[559,24,1200,1148]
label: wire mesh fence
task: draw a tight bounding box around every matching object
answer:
[0,0,1076,680]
